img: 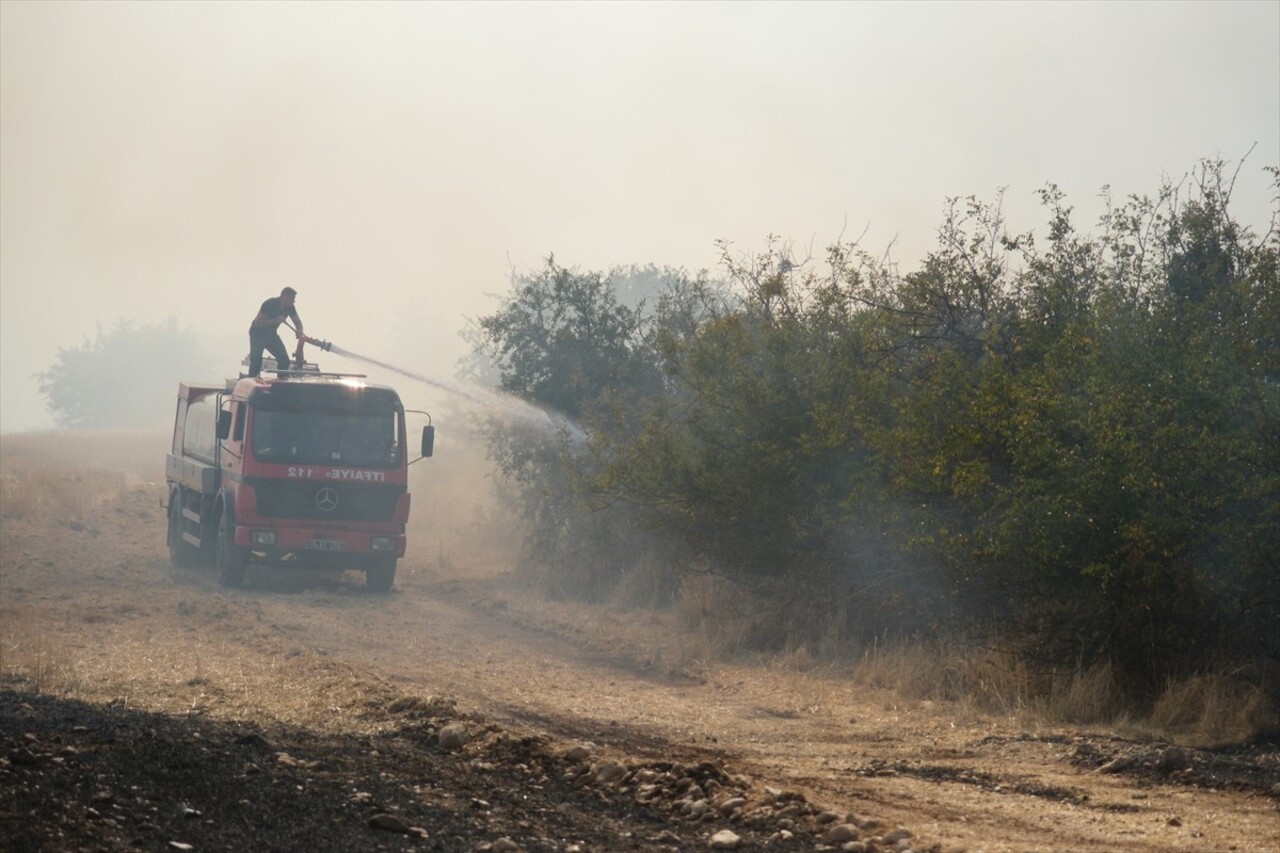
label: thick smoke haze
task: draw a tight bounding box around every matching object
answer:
[2,1,1277,432]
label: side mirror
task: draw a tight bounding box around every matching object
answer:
[420,424,435,458]
[217,410,232,440]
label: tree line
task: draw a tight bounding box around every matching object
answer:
[475,159,1279,697]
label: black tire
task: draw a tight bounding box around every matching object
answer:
[168,492,200,568]
[215,512,249,588]
[365,557,396,594]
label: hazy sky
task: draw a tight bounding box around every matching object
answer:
[2,1,1277,433]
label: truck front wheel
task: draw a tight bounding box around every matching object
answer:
[215,513,249,588]
[365,557,396,594]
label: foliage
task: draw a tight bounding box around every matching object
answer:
[36,318,217,429]
[473,260,680,602]
[475,158,1280,693]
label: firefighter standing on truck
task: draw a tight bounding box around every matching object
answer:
[248,286,303,377]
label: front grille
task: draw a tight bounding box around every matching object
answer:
[252,480,402,522]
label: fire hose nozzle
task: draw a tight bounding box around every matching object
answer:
[300,334,332,352]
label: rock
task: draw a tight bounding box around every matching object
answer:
[718,796,747,816]
[594,761,627,785]
[235,733,272,750]
[823,823,861,843]
[883,827,913,844]
[1156,747,1190,772]
[1096,754,1135,773]
[841,843,869,853]
[167,844,194,851]
[708,829,741,849]
[9,748,37,766]
[563,743,595,763]
[490,838,522,852]
[438,723,468,751]
[368,813,413,833]
[816,809,841,824]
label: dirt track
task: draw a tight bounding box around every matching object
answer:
[1,434,1278,852]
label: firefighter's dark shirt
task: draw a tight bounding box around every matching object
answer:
[252,297,301,334]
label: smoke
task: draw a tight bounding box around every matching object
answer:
[323,342,587,443]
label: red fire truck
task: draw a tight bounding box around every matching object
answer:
[165,359,433,592]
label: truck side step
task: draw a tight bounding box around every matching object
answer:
[181,532,202,548]
[182,508,202,523]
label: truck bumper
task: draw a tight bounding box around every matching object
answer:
[233,525,406,559]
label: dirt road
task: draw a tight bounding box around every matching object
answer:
[2,434,1277,852]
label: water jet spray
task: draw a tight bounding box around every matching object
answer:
[292,333,585,442]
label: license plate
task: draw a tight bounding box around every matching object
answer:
[303,539,344,551]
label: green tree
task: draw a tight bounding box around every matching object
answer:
[478,258,663,420]
[475,260,681,601]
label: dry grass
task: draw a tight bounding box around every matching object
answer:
[0,607,85,696]
[0,467,127,520]
[851,638,1033,716]
[660,578,1277,742]
[1,427,164,520]
[1041,661,1128,725]
[1146,672,1275,745]
[668,572,762,665]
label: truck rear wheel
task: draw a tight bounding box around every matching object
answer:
[215,513,249,588]
[168,492,200,568]
[365,557,396,594]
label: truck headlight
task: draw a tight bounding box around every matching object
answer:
[250,530,277,546]
[370,536,396,552]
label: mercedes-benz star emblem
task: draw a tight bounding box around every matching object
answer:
[315,487,339,512]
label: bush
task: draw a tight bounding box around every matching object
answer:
[475,159,1280,694]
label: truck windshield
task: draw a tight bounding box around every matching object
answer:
[251,410,401,468]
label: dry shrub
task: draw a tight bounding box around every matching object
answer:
[670,572,758,665]
[1042,661,1127,725]
[0,607,83,696]
[852,639,1032,715]
[848,641,1276,741]
[1148,672,1276,745]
